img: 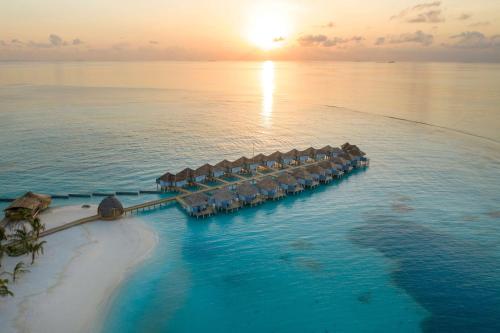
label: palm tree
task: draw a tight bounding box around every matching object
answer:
[12,261,29,282]
[29,240,46,265]
[28,217,45,239]
[0,278,13,297]
[7,226,32,257]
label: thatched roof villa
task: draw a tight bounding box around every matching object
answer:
[210,188,239,211]
[282,149,298,165]
[276,173,302,194]
[306,165,331,183]
[183,192,213,217]
[265,151,282,168]
[98,196,124,220]
[291,168,318,187]
[231,156,249,173]
[3,192,52,221]
[235,182,261,205]
[194,164,213,182]
[256,177,283,199]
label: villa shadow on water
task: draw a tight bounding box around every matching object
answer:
[349,214,500,333]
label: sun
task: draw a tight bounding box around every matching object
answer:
[247,10,291,51]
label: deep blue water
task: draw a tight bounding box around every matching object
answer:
[1,62,500,332]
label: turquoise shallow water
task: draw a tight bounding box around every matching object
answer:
[1,61,500,332]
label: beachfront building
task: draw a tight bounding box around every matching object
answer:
[251,153,267,168]
[3,192,52,221]
[212,164,225,178]
[306,165,332,183]
[282,149,298,166]
[276,173,303,194]
[315,146,331,161]
[183,192,213,218]
[194,164,213,182]
[235,182,262,206]
[331,147,344,158]
[291,168,319,188]
[342,142,369,167]
[210,188,240,212]
[97,196,124,220]
[297,147,315,164]
[319,160,344,178]
[332,157,353,173]
[246,158,261,173]
[256,177,284,200]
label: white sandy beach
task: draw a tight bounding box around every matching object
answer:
[0,205,158,333]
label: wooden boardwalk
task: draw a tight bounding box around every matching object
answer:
[32,159,362,238]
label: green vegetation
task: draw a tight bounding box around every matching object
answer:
[0,215,47,298]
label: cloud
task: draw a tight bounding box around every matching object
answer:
[49,34,63,46]
[391,1,444,23]
[458,13,471,20]
[374,37,386,45]
[445,31,500,49]
[298,34,363,47]
[468,21,490,28]
[377,30,434,46]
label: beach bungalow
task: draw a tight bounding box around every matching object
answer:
[251,153,267,167]
[266,151,282,168]
[315,146,332,160]
[194,164,213,182]
[330,147,344,158]
[306,165,331,183]
[246,157,261,173]
[276,173,302,194]
[210,188,240,212]
[235,182,262,206]
[232,157,249,174]
[291,168,319,188]
[3,192,52,221]
[282,149,298,166]
[174,168,194,187]
[256,177,284,200]
[319,160,344,178]
[183,192,213,218]
[157,172,175,190]
[341,143,368,167]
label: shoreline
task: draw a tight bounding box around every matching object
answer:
[0,205,158,333]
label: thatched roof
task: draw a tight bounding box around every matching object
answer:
[4,192,51,212]
[232,156,249,167]
[175,168,194,181]
[251,153,267,163]
[276,173,298,186]
[195,164,213,176]
[332,157,349,165]
[342,142,366,156]
[256,177,279,191]
[282,149,298,159]
[267,151,282,161]
[98,196,124,219]
[306,165,326,175]
[212,188,237,202]
[158,172,175,182]
[236,182,259,196]
[215,159,231,169]
[292,168,313,180]
[184,192,209,207]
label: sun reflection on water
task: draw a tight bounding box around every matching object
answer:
[260,61,275,127]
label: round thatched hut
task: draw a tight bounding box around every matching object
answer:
[97,196,124,220]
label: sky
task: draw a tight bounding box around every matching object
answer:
[1,0,499,62]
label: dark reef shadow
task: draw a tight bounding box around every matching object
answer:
[349,213,500,333]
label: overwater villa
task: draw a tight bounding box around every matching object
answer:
[215,160,232,176]
[256,177,285,200]
[210,188,240,212]
[282,149,298,166]
[276,173,303,194]
[183,192,214,218]
[194,164,213,182]
[291,168,319,188]
[152,143,368,217]
[3,192,52,221]
[306,165,332,183]
[266,151,283,168]
[232,157,250,174]
[235,182,262,206]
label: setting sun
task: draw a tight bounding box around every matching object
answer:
[247,9,291,51]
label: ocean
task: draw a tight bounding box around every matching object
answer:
[1,61,499,332]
